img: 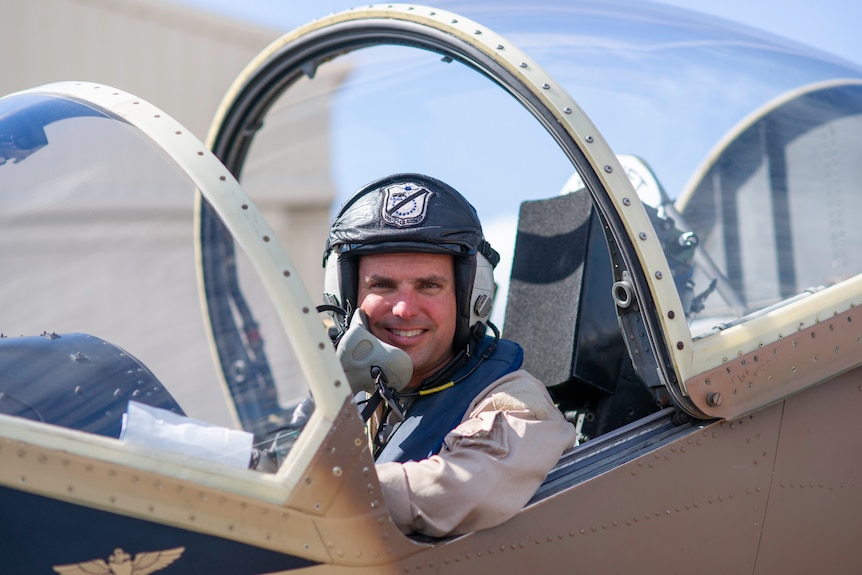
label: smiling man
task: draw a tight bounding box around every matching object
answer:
[357,252,457,387]
[322,173,576,537]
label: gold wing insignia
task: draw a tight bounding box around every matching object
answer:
[131,547,186,575]
[53,547,185,575]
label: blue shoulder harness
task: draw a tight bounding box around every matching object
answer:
[375,336,523,464]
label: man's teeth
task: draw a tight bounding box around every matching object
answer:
[392,329,422,337]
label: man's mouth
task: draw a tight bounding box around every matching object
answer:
[389,328,424,338]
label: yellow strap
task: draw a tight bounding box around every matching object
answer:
[418,381,455,395]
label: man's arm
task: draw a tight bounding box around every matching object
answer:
[376,370,576,537]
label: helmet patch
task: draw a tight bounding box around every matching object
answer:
[382,184,433,228]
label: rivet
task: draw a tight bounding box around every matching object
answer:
[519,62,528,68]
[676,341,684,350]
[622,197,631,206]
[668,310,675,319]
[585,136,594,143]
[639,232,647,240]
[542,83,551,90]
[655,271,663,279]
[332,466,343,477]
[563,107,572,114]
[604,165,613,173]
[707,392,723,407]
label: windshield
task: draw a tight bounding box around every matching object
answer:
[0,92,226,417]
[0,87,335,471]
[680,81,862,328]
[207,9,696,433]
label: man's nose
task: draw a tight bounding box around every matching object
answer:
[391,290,419,318]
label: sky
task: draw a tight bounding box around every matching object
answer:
[659,1,862,66]
[171,0,862,67]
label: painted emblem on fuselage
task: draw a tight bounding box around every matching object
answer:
[52,546,185,575]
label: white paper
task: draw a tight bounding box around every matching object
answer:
[120,401,253,469]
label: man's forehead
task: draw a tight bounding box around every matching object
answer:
[358,252,454,277]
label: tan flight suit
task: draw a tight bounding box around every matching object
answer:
[376,369,577,537]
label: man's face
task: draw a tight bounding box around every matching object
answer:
[357,252,457,390]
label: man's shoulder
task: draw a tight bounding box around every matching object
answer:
[472,369,558,420]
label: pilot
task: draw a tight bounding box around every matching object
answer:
[322,173,576,537]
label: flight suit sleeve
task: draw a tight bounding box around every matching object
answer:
[376,370,577,537]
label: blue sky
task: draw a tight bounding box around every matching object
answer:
[656,0,861,66]
[172,0,862,66]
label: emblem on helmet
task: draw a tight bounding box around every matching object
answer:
[381,184,433,227]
